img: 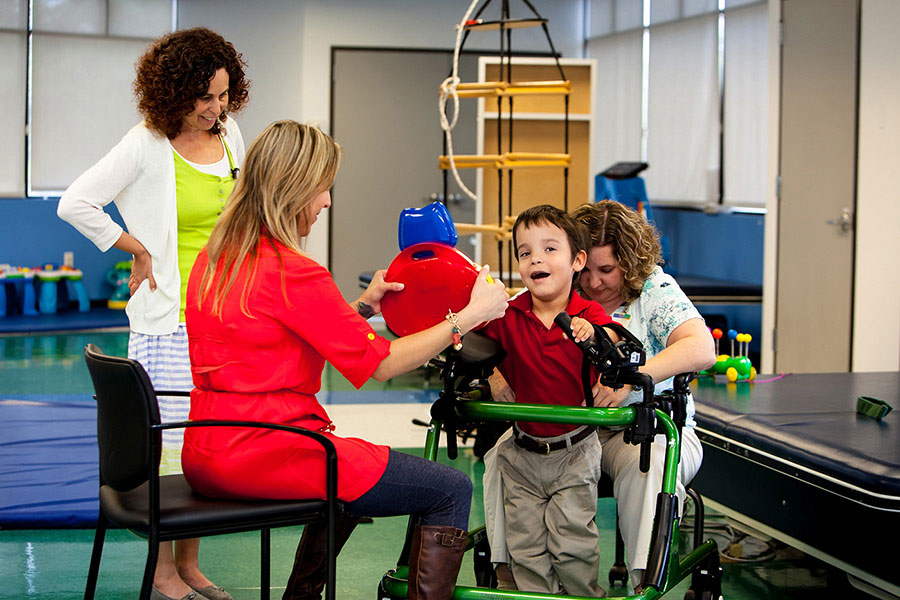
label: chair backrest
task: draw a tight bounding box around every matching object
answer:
[84,344,161,492]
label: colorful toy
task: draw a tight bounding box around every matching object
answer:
[703,327,757,382]
[381,242,480,336]
[398,201,458,250]
[35,264,89,314]
[106,260,132,309]
[711,328,723,354]
[0,266,38,317]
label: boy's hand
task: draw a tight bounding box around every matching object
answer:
[568,316,595,344]
[593,381,632,407]
[488,369,516,403]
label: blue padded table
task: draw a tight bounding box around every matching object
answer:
[691,372,900,598]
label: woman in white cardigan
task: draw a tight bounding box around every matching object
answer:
[58,28,249,600]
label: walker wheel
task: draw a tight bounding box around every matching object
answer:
[685,591,719,600]
[608,563,628,588]
[473,537,497,588]
[376,580,392,600]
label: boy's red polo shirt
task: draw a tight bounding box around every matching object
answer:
[481,290,612,437]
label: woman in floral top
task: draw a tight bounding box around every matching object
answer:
[571,200,716,592]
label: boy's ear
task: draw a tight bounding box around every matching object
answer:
[573,248,587,272]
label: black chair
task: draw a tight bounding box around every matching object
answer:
[83,344,341,600]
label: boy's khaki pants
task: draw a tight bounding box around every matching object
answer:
[493,426,606,597]
[486,427,704,590]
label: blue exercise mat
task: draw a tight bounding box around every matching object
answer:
[0,396,99,528]
[0,307,129,334]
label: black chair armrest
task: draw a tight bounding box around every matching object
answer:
[145,420,338,523]
[154,390,192,397]
[152,419,337,458]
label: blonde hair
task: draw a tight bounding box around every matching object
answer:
[571,200,662,304]
[200,120,341,316]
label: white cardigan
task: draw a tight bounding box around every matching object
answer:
[58,120,245,335]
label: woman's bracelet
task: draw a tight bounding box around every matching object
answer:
[445,310,463,351]
[356,301,375,319]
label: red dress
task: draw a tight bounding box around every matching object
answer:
[182,237,391,502]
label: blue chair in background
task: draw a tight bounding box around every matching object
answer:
[594,162,675,276]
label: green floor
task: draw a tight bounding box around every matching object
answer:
[0,329,876,599]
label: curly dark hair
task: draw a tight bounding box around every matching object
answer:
[134,27,249,139]
[571,201,662,304]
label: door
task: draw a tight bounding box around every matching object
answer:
[330,49,479,298]
[775,0,858,372]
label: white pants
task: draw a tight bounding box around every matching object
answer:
[484,426,703,588]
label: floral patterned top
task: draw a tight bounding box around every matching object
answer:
[609,266,704,424]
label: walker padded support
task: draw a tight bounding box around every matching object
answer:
[641,492,679,592]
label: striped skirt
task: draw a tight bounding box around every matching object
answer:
[128,325,192,476]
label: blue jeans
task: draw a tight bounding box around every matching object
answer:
[345,450,472,530]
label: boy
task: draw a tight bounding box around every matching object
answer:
[479,204,612,597]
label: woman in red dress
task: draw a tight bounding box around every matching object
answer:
[183,120,508,600]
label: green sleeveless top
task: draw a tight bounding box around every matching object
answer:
[174,137,236,322]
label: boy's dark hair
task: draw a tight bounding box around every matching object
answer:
[512,204,589,261]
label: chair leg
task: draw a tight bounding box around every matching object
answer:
[141,534,160,600]
[84,513,107,600]
[261,528,271,600]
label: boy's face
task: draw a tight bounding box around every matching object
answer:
[515,221,587,304]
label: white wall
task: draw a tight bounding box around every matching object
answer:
[180,0,584,266]
[852,0,900,371]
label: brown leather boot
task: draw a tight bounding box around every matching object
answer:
[407,525,467,600]
[282,511,361,600]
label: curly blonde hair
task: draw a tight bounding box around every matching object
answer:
[571,201,662,303]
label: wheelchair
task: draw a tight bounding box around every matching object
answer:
[378,313,724,599]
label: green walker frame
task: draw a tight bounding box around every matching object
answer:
[377,318,723,600]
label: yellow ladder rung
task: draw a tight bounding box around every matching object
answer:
[506,80,570,89]
[500,86,570,96]
[439,155,503,169]
[503,160,571,168]
[454,89,503,99]
[506,152,570,160]
[454,222,513,242]
[439,153,571,170]
[442,80,572,98]
[455,81,509,91]
[502,80,571,96]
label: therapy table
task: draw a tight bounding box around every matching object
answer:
[690,372,900,598]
